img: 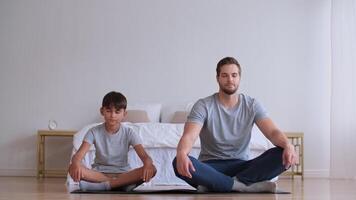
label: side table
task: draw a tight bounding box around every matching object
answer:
[284,132,304,179]
[37,130,76,178]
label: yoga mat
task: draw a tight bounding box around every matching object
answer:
[71,188,290,194]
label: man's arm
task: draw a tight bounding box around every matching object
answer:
[255,118,296,169]
[176,122,202,178]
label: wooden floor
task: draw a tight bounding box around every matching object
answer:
[0,177,356,200]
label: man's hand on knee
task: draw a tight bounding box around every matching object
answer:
[176,154,195,178]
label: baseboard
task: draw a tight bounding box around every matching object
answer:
[0,168,331,178]
[0,169,36,177]
[304,169,330,178]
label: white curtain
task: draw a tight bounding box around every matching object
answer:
[330,0,356,179]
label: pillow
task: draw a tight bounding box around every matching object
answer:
[122,110,150,123]
[161,102,194,123]
[127,103,161,123]
[170,111,189,123]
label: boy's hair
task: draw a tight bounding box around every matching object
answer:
[102,91,127,110]
[216,57,241,77]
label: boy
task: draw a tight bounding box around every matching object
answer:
[68,91,156,191]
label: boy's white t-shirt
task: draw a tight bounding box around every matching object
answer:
[84,123,142,173]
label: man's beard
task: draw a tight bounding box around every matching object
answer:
[221,85,238,95]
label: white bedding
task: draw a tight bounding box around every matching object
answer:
[128,147,200,185]
[67,122,274,185]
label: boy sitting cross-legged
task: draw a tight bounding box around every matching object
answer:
[68,91,156,191]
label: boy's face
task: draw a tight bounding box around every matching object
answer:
[100,106,126,126]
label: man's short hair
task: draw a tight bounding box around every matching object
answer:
[216,57,241,76]
[102,91,127,110]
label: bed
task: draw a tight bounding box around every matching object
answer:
[66,121,275,186]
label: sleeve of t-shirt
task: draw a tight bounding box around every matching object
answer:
[253,99,269,121]
[128,128,142,147]
[187,99,207,125]
[83,128,95,145]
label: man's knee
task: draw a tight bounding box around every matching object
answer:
[172,157,177,169]
[172,156,196,177]
[269,146,284,156]
[172,157,179,176]
[153,166,157,177]
[267,147,285,166]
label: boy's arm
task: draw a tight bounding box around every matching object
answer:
[69,141,91,182]
[71,141,91,164]
[133,144,156,182]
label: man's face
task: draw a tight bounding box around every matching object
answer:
[217,64,240,95]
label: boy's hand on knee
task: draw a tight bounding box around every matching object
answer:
[142,164,156,182]
[68,162,83,182]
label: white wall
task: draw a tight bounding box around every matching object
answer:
[0,0,331,177]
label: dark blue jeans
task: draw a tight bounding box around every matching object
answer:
[172,147,286,192]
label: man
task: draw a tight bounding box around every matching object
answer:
[173,57,296,192]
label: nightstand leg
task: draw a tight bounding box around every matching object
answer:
[37,135,45,178]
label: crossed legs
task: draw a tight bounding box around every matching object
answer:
[72,166,152,191]
[173,147,286,192]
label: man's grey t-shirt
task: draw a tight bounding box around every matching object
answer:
[187,93,268,161]
[84,123,142,173]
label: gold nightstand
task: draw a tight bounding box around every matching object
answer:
[37,130,76,178]
[284,132,304,179]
